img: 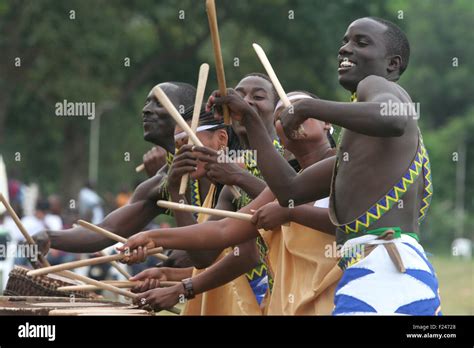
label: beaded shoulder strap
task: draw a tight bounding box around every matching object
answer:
[329,93,433,236]
[336,138,425,234]
[418,133,433,223]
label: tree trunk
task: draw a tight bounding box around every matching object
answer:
[60,121,88,204]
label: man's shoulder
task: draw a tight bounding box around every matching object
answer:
[357,75,408,101]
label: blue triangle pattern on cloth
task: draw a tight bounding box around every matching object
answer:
[333,294,377,315]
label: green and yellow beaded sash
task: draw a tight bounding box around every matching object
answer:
[330,94,433,237]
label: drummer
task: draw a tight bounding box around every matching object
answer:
[31,82,197,262]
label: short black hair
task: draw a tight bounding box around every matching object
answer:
[242,72,279,106]
[167,82,197,110]
[368,17,410,76]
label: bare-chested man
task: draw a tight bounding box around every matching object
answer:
[120,17,440,315]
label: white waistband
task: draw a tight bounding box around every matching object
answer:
[340,233,421,255]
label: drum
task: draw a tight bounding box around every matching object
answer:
[3,266,95,298]
[0,296,150,316]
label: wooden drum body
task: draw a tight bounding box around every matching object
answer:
[4,266,94,298]
[0,296,150,316]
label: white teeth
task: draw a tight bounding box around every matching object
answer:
[340,59,355,68]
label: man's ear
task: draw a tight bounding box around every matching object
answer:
[387,55,402,75]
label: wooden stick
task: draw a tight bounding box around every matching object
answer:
[136,150,171,175]
[252,43,305,136]
[27,246,164,277]
[59,270,137,299]
[76,220,168,261]
[135,163,168,175]
[206,0,230,125]
[157,200,252,221]
[179,63,210,195]
[77,220,127,243]
[57,280,179,292]
[57,270,181,314]
[98,250,132,279]
[154,86,203,146]
[154,86,241,199]
[0,193,50,268]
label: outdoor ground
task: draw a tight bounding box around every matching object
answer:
[430,255,474,315]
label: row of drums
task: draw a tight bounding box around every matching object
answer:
[1,266,151,316]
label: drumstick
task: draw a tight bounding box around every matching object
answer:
[27,246,164,277]
[77,220,127,243]
[58,270,181,314]
[98,250,132,279]
[179,63,210,195]
[154,86,241,199]
[0,193,50,268]
[76,220,168,261]
[206,0,230,125]
[155,86,203,145]
[57,280,179,292]
[252,43,306,137]
[58,270,137,299]
[157,200,252,221]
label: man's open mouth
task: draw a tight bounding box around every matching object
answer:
[338,57,357,72]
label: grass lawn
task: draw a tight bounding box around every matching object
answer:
[429,254,474,315]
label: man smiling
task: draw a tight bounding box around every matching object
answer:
[121,17,441,316]
[247,17,440,315]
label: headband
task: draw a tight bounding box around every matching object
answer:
[174,124,224,141]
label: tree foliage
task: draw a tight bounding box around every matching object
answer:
[0,0,472,250]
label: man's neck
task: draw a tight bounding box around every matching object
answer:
[152,138,175,154]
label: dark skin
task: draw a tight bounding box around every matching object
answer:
[141,84,178,177]
[227,76,278,147]
[165,137,263,270]
[142,84,178,152]
[251,97,336,233]
[117,113,337,254]
[142,146,167,178]
[121,95,337,311]
[118,17,425,254]
[121,77,282,310]
[168,75,275,268]
[208,18,421,239]
[32,83,182,255]
[126,121,264,311]
[269,18,424,239]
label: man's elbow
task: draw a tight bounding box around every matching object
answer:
[274,191,294,208]
[384,116,408,137]
[240,246,261,271]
